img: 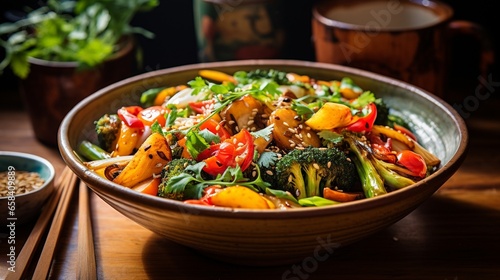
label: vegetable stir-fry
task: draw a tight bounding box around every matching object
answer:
[78,69,441,209]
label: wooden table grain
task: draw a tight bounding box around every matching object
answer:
[1,102,499,279]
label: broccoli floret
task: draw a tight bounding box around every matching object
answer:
[158,158,197,200]
[244,150,281,187]
[165,133,183,159]
[237,69,292,85]
[275,146,357,199]
[95,114,121,152]
[374,99,389,126]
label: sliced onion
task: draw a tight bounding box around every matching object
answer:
[83,155,133,170]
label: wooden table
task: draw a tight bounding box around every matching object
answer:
[1,99,500,279]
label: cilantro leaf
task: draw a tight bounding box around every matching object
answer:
[150,121,163,135]
[164,104,178,128]
[188,77,207,96]
[199,129,220,145]
[318,130,344,144]
[208,82,229,94]
[257,151,278,169]
[250,124,274,141]
[350,91,376,108]
[185,129,210,159]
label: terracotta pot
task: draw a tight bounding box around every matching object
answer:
[19,36,137,147]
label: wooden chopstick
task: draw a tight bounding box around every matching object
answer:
[31,166,79,279]
[5,166,75,280]
[77,180,97,280]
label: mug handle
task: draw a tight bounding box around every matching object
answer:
[447,20,495,78]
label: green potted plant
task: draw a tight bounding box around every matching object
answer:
[0,0,159,146]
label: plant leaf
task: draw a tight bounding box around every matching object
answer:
[10,52,29,79]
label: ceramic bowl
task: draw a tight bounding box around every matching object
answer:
[0,151,56,225]
[58,60,468,265]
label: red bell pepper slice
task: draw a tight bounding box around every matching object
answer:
[397,150,427,178]
[346,103,377,132]
[197,129,254,177]
[199,118,231,141]
[184,185,221,205]
[117,106,145,128]
[189,100,215,114]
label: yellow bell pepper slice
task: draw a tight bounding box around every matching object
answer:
[199,70,238,84]
[305,102,354,130]
[210,186,275,209]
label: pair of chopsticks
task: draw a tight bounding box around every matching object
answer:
[6,166,97,280]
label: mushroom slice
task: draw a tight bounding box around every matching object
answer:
[221,95,266,134]
[268,108,321,151]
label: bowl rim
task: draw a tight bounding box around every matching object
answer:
[58,59,469,219]
[0,151,55,198]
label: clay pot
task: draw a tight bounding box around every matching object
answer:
[19,36,137,147]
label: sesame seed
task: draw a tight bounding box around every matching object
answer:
[327,161,332,168]
[247,120,255,126]
[283,121,290,127]
[307,133,312,138]
[313,163,320,170]
[261,114,269,118]
[266,170,274,176]
[228,120,235,125]
[252,171,257,177]
[346,158,352,162]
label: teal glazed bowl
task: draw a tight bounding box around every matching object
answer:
[0,151,55,226]
[58,60,468,265]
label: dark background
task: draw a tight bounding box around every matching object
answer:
[1,0,498,108]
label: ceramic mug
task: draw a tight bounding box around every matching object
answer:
[193,0,286,62]
[312,0,494,99]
